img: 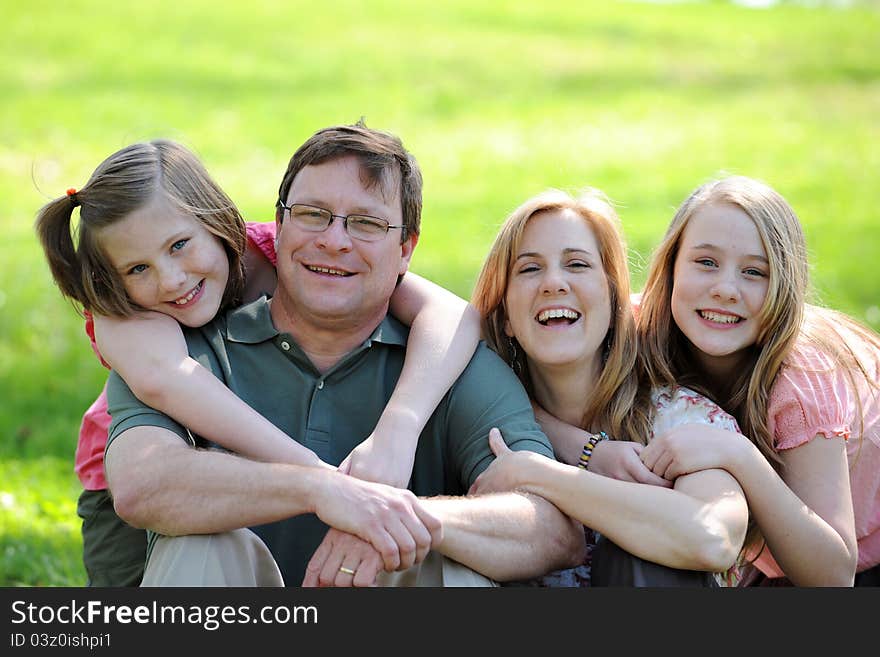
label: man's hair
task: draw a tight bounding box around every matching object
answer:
[275,119,422,243]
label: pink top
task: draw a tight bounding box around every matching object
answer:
[753,329,880,575]
[74,221,278,490]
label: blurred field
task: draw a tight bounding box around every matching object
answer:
[1,0,877,585]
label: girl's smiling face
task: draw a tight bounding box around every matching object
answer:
[97,193,229,327]
[671,201,770,377]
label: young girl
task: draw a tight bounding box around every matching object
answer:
[35,139,480,586]
[636,175,879,586]
[469,188,748,586]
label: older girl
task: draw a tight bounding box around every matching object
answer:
[637,176,878,586]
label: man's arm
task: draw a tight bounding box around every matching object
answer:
[421,491,585,581]
[105,426,440,572]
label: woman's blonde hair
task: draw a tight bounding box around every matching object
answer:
[35,139,246,318]
[472,188,652,442]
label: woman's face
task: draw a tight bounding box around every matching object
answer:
[97,193,230,327]
[671,202,770,377]
[503,209,611,375]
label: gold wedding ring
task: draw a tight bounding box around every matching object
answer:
[338,566,356,576]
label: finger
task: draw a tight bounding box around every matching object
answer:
[353,552,383,588]
[488,427,510,456]
[385,516,419,571]
[371,529,401,572]
[411,500,443,547]
[468,475,481,496]
[302,536,333,587]
[652,451,675,480]
[640,443,658,470]
[630,461,674,487]
[334,557,361,588]
[318,544,348,587]
[337,456,352,475]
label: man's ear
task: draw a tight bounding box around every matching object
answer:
[398,233,419,276]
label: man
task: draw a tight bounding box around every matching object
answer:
[104,121,584,586]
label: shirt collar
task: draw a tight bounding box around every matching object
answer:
[225,295,409,347]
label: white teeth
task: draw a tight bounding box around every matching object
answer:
[307,265,349,276]
[173,282,202,305]
[699,310,741,324]
[537,308,581,323]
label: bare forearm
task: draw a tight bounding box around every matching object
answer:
[421,493,584,581]
[727,442,856,586]
[523,460,746,571]
[106,429,325,536]
[387,273,481,431]
[141,358,328,469]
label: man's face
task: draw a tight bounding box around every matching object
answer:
[274,155,417,329]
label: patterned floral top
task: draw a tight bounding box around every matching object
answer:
[517,384,743,588]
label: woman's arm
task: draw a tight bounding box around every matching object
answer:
[340,271,481,487]
[93,312,330,470]
[471,429,748,572]
[641,424,857,586]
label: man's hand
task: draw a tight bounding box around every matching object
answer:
[311,472,441,572]
[302,529,385,587]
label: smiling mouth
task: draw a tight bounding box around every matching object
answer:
[172,280,203,305]
[698,309,742,324]
[536,308,581,326]
[305,265,354,277]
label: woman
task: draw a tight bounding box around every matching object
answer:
[469,188,749,586]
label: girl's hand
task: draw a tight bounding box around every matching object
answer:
[468,428,545,495]
[338,431,416,490]
[588,440,672,487]
[640,424,747,480]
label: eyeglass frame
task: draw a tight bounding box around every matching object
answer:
[276,201,407,242]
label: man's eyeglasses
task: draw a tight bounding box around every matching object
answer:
[278,203,404,243]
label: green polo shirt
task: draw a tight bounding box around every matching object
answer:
[106,295,554,585]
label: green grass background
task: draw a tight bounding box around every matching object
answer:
[1,0,877,586]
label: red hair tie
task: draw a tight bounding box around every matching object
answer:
[66,187,81,207]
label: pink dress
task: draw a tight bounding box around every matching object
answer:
[74,221,278,490]
[753,330,880,575]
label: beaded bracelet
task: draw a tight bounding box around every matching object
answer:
[577,431,608,470]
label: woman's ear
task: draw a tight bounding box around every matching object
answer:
[503,317,513,337]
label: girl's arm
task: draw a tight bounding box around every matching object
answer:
[471,429,748,573]
[339,271,482,488]
[93,312,330,471]
[640,424,857,586]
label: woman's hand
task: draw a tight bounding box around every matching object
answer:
[588,440,672,487]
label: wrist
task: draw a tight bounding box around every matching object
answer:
[372,404,424,444]
[576,431,608,471]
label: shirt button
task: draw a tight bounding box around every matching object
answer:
[281,341,290,351]
[317,380,324,390]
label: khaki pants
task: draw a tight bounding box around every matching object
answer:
[142,528,497,587]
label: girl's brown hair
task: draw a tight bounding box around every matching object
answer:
[35,139,246,317]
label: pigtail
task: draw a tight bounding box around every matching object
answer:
[35,195,89,312]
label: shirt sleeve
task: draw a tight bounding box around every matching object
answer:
[768,347,852,451]
[245,221,277,266]
[650,385,741,440]
[441,344,555,491]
